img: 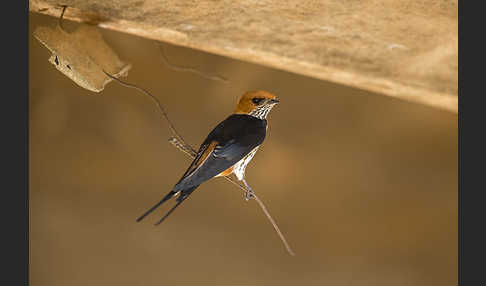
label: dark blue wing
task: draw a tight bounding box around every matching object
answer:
[173,114,266,190]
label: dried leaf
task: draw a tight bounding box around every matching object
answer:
[34,24,131,92]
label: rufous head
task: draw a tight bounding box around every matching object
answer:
[234,90,279,119]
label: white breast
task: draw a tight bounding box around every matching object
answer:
[232,147,259,180]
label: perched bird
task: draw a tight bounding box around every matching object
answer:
[137,90,279,225]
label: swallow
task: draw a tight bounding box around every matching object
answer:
[136,90,279,225]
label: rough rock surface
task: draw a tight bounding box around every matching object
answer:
[30,0,458,113]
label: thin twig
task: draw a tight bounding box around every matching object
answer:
[103,71,187,145]
[169,136,295,256]
[222,177,296,256]
[157,44,229,84]
[58,5,67,31]
[106,73,294,256]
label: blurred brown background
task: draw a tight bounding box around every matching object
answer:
[29,13,457,286]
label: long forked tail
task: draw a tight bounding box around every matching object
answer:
[154,186,198,225]
[136,186,198,224]
[136,190,178,222]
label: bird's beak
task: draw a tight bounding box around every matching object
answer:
[268,98,280,104]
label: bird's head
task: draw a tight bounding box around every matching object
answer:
[234,90,279,119]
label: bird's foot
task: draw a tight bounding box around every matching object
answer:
[244,189,255,201]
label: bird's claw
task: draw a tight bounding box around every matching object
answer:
[244,189,255,201]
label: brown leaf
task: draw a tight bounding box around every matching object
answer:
[34,24,131,92]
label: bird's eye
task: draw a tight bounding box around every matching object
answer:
[252,98,264,105]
